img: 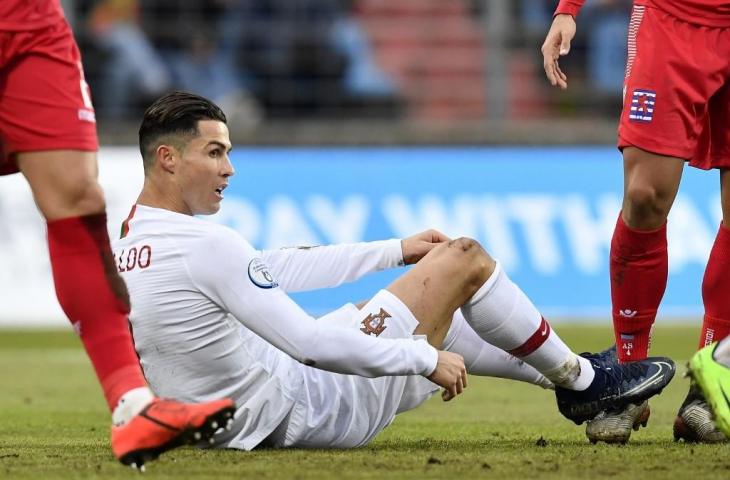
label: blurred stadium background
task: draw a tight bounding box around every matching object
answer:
[0,0,719,328]
[65,0,630,143]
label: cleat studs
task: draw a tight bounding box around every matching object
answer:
[140,465,146,473]
[131,462,137,470]
[194,431,202,441]
[211,421,218,429]
[209,437,215,445]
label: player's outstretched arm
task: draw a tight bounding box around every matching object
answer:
[189,228,456,383]
[262,240,404,292]
[541,13,576,89]
[261,229,450,293]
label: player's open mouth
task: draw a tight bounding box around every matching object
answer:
[214,184,228,198]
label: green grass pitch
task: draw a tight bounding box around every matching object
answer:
[2,324,730,479]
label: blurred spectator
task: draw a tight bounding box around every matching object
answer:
[331,10,400,107]
[582,0,632,95]
[227,0,401,118]
[66,0,632,128]
[86,0,170,119]
[138,1,252,116]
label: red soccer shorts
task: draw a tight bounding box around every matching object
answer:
[618,5,730,170]
[0,18,98,176]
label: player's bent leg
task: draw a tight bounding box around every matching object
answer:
[388,237,676,424]
[386,237,493,348]
[299,259,554,447]
[442,310,553,389]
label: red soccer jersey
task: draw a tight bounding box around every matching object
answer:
[0,0,65,31]
[555,0,730,27]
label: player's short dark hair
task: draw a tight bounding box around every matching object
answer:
[138,91,227,171]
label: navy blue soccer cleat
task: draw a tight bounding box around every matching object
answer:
[555,353,675,425]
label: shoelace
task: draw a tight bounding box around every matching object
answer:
[580,345,617,367]
[599,360,647,392]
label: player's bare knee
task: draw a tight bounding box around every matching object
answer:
[448,237,494,286]
[623,183,671,227]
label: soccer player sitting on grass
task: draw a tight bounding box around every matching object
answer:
[113,91,676,451]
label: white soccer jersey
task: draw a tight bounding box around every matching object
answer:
[112,205,438,450]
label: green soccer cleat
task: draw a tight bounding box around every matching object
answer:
[688,343,730,438]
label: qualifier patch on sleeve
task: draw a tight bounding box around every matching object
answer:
[248,258,279,289]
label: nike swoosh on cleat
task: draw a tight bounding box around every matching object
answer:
[720,382,730,413]
[623,361,674,397]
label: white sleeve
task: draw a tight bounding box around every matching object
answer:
[261,240,404,292]
[187,229,437,378]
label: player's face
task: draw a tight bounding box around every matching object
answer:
[177,120,234,215]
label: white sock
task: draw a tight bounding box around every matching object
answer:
[714,337,730,368]
[460,261,594,390]
[111,387,155,426]
[443,310,553,389]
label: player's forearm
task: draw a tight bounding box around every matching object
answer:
[225,287,438,377]
[262,239,403,292]
[555,0,585,18]
[292,324,438,378]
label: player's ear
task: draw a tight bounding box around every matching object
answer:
[156,144,177,174]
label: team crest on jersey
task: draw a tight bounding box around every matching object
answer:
[248,258,279,289]
[360,308,390,337]
[628,89,656,122]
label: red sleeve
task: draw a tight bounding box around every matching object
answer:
[554,0,585,18]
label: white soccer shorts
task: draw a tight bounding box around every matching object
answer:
[264,289,439,448]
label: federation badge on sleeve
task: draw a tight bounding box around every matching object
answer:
[248,258,279,289]
[628,89,656,122]
[360,308,390,337]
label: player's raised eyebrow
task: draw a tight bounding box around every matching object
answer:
[206,140,233,153]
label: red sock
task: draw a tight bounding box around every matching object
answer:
[47,213,147,411]
[699,223,730,348]
[610,214,668,362]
